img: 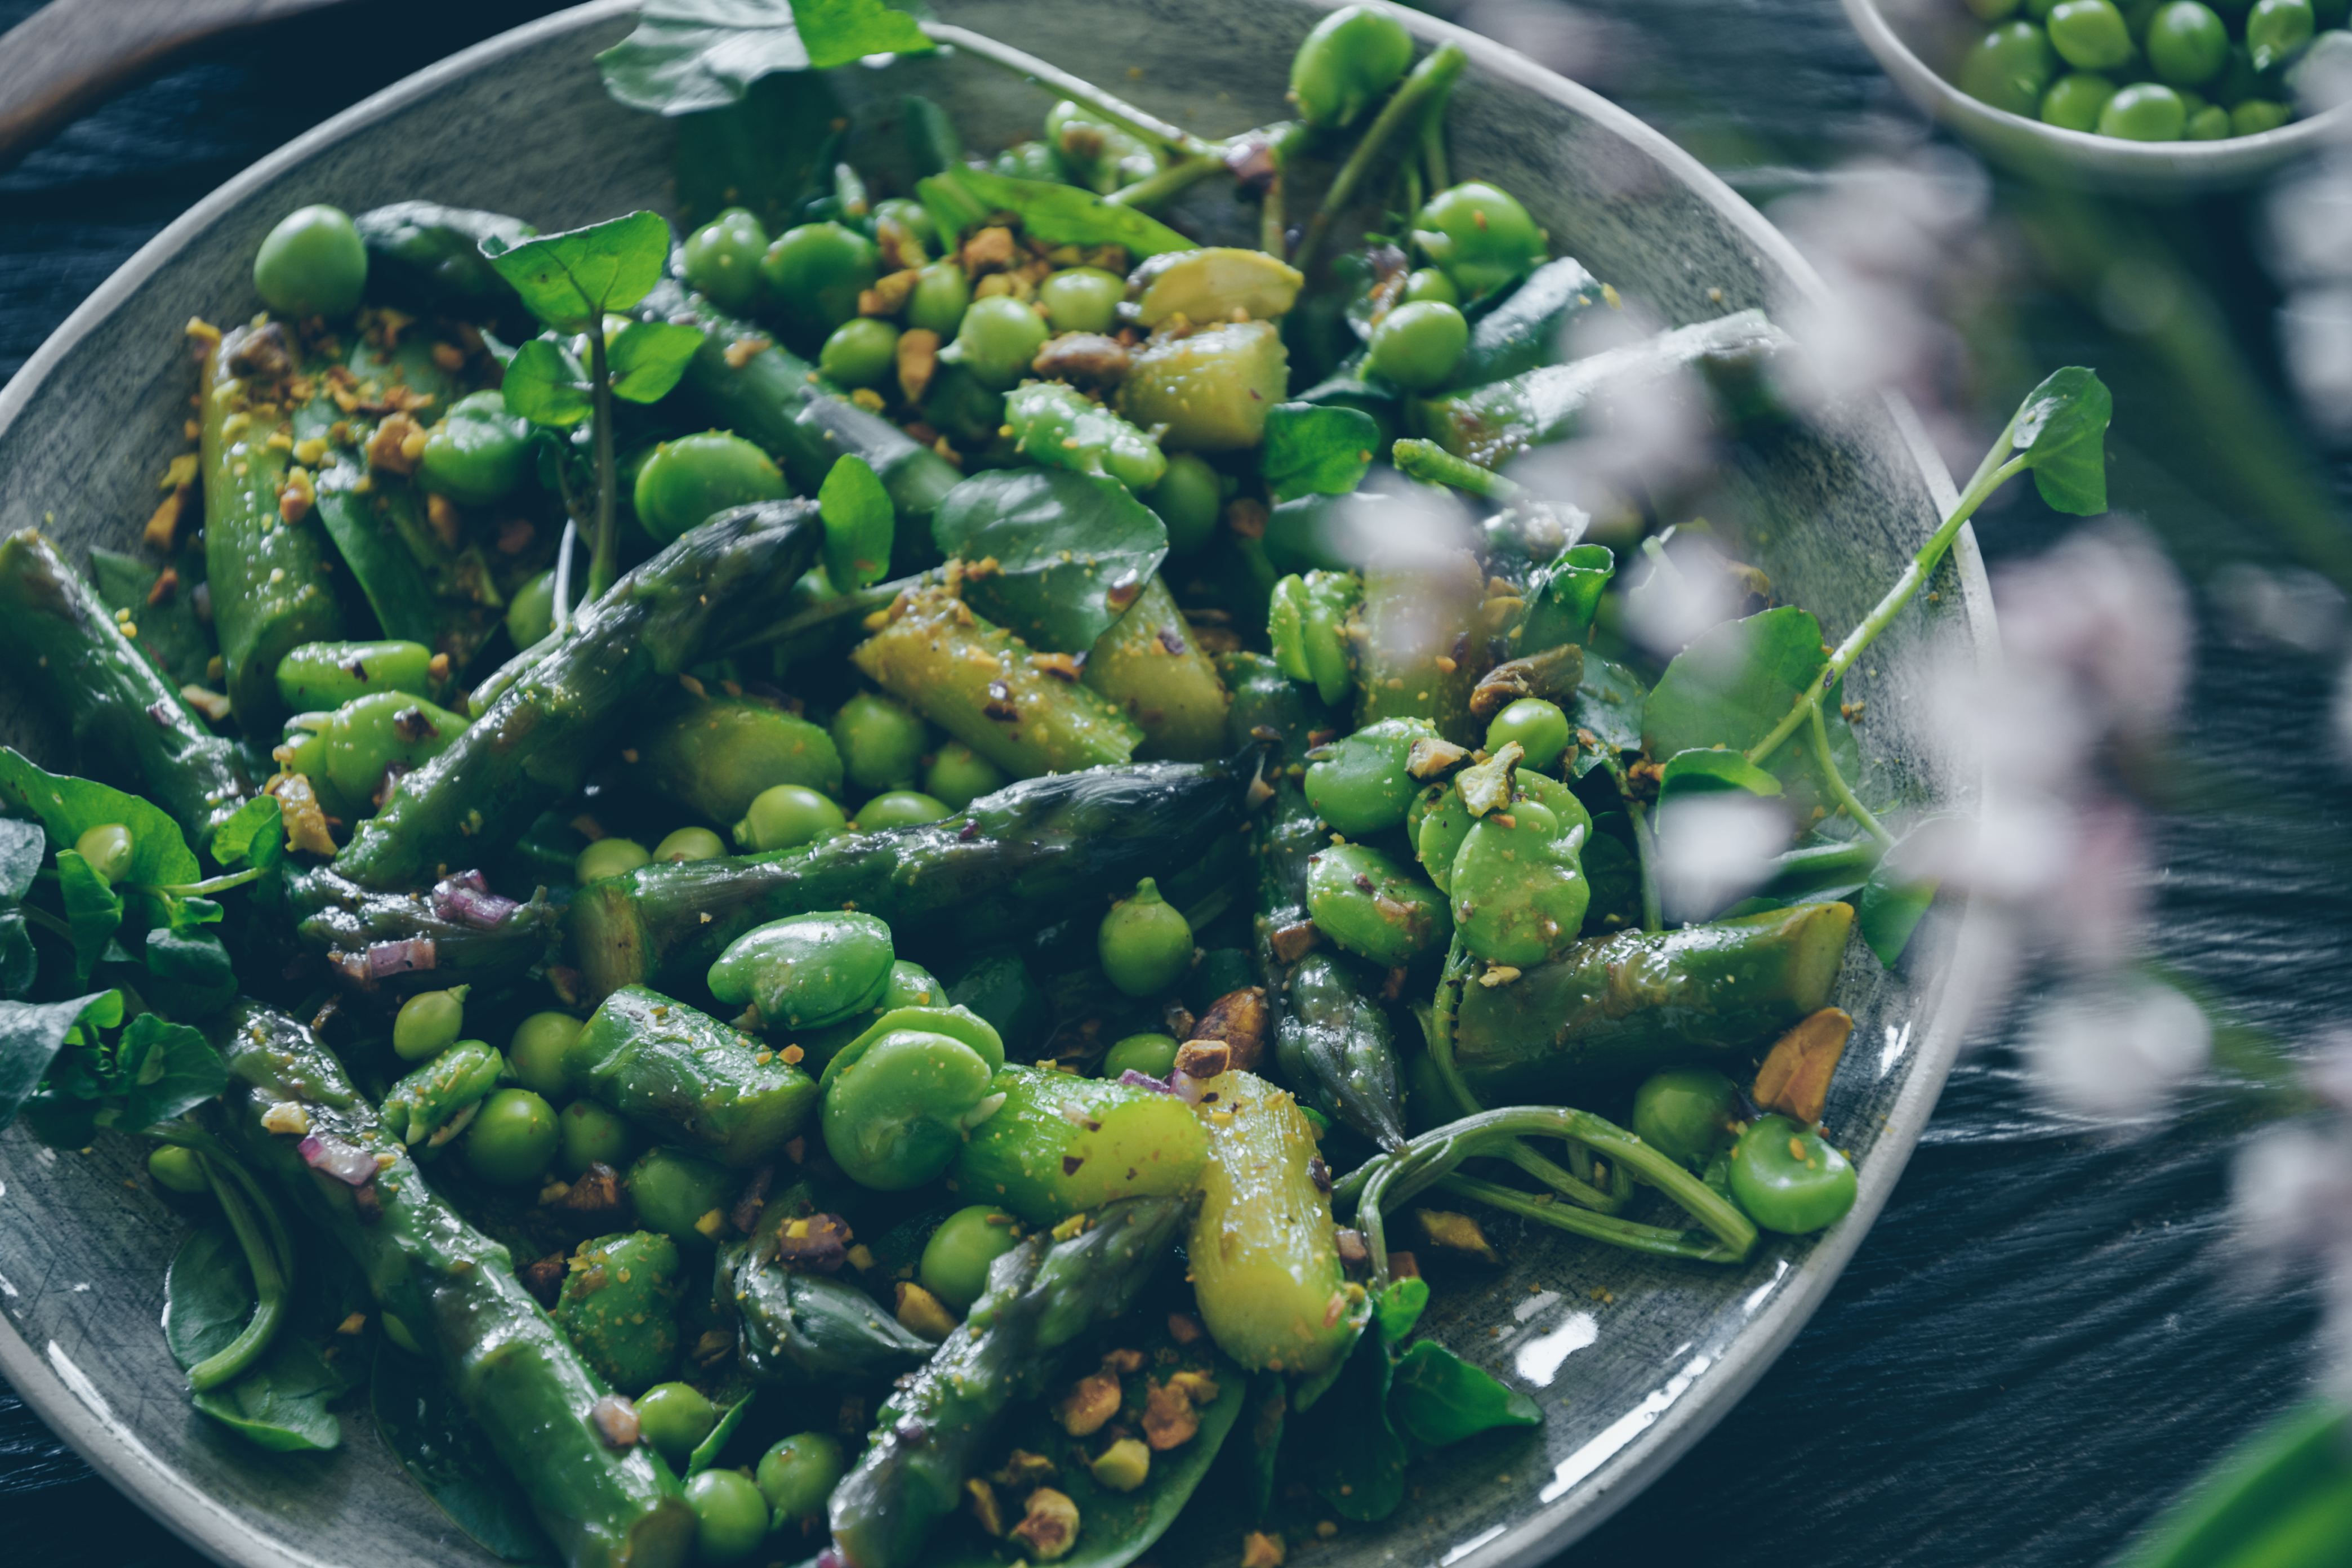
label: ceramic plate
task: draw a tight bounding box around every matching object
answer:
[0,3,1992,1566]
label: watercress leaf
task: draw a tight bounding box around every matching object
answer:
[915,173,991,255]
[1374,1275,1430,1343]
[145,924,234,987]
[0,989,122,1130]
[931,468,1170,652]
[56,850,123,986]
[820,453,895,593]
[598,0,812,115]
[208,795,283,876]
[0,817,42,902]
[2010,366,2111,518]
[943,167,1194,258]
[164,895,224,931]
[500,338,594,428]
[193,1334,345,1454]
[1644,607,1826,760]
[1521,542,1614,654]
[1289,1311,1408,1523]
[792,0,933,68]
[1569,653,1646,776]
[686,1388,758,1475]
[607,320,706,405]
[0,747,201,889]
[0,914,32,1000]
[115,1012,229,1128]
[88,545,217,692]
[1263,403,1378,505]
[372,1344,559,1563]
[1855,813,1964,965]
[166,1222,251,1367]
[481,211,671,333]
[1387,1340,1541,1453]
[1658,747,1784,801]
[1579,818,1640,930]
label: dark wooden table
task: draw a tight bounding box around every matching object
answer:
[4,1,2346,1564]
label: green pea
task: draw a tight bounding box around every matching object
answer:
[1046,101,1165,193]
[736,783,848,852]
[420,390,531,505]
[2146,0,2230,80]
[507,1012,583,1101]
[654,826,725,862]
[1631,1067,1740,1171]
[707,911,896,1030]
[1960,20,2061,113]
[683,207,770,314]
[2248,0,2315,66]
[463,1089,560,1186]
[1486,698,1572,772]
[1145,451,1224,555]
[848,790,947,832]
[819,318,901,389]
[687,1468,769,1563]
[757,1432,846,1524]
[821,1027,999,1188]
[1729,1114,1858,1235]
[1399,268,1462,308]
[883,960,946,1010]
[554,1232,685,1395]
[1103,1032,1181,1079]
[73,823,133,885]
[575,837,651,885]
[275,639,436,712]
[626,1146,738,1246]
[1097,877,1195,997]
[760,222,880,340]
[1369,300,1469,390]
[2100,80,2189,136]
[944,950,1052,1054]
[906,261,973,336]
[2041,71,2121,127]
[923,741,1008,812]
[1303,717,1438,837]
[1290,5,1416,128]
[1038,267,1126,334]
[253,204,367,318]
[831,691,929,792]
[872,198,937,259]
[635,1380,719,1463]
[632,433,789,545]
[995,139,1070,182]
[944,296,1050,389]
[1450,794,1590,967]
[148,1143,210,1195]
[2187,102,2235,134]
[1306,842,1450,967]
[2048,0,2136,70]
[392,986,468,1062]
[1411,182,1547,300]
[919,1204,1023,1312]
[2231,96,2295,131]
[559,1099,639,1176]
[507,569,556,651]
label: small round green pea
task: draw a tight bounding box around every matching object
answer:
[683,208,770,314]
[757,1432,846,1524]
[1102,1032,1181,1079]
[559,1099,639,1176]
[871,198,938,257]
[626,1147,737,1246]
[420,390,532,506]
[1486,698,1573,772]
[994,139,1069,182]
[1631,1067,1740,1171]
[854,790,952,831]
[148,1143,210,1195]
[1038,267,1126,335]
[919,1204,1023,1312]
[1097,877,1194,997]
[906,261,973,336]
[1290,5,1416,129]
[946,296,1050,389]
[1729,1114,1858,1235]
[2041,71,2121,128]
[392,986,468,1063]
[1144,452,1224,555]
[462,1089,560,1186]
[507,1012,583,1101]
[253,204,367,318]
[923,742,1008,812]
[575,837,651,885]
[2048,0,2136,70]
[2100,80,2189,137]
[73,823,133,885]
[831,691,929,792]
[507,568,557,651]
[760,222,880,340]
[1368,299,1469,390]
[2186,102,2235,135]
[632,433,789,545]
[819,318,901,389]
[736,783,848,852]
[636,1381,719,1464]
[1960,20,2061,114]
[2146,0,2230,81]
[653,826,726,862]
[1411,182,1547,299]
[687,1468,770,1563]
[2247,0,2315,66]
[2231,96,2295,132]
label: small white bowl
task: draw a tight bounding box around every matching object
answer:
[1843,0,2352,196]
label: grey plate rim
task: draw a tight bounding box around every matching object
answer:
[0,4,1995,1567]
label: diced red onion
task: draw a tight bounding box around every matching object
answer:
[299,1132,378,1186]
[432,871,517,929]
[367,938,435,977]
[1118,1070,1178,1097]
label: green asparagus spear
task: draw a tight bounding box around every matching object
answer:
[827,1194,1194,1568]
[211,1002,696,1568]
[569,757,1252,1003]
[289,866,563,996]
[353,202,536,329]
[569,986,818,1169]
[718,1241,934,1388]
[334,500,822,890]
[0,529,254,852]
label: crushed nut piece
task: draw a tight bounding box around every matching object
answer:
[1090,1436,1151,1492]
[1190,987,1267,1071]
[1242,1530,1287,1568]
[1054,1371,1122,1436]
[966,1477,1005,1536]
[1410,1208,1500,1264]
[1141,1380,1200,1450]
[896,1281,959,1341]
[1009,1487,1080,1561]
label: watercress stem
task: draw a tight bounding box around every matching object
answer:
[21,905,72,941]
[185,1151,289,1392]
[141,867,262,898]
[1419,95,1449,196]
[1624,792,1663,932]
[1104,152,1224,210]
[586,332,618,603]
[1436,1173,1748,1262]
[1810,702,1895,848]
[920,23,1217,159]
[1392,438,1522,501]
[551,518,579,638]
[1294,43,1469,273]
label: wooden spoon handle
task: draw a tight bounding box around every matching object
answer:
[0,0,354,169]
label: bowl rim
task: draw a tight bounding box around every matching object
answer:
[0,4,1997,1567]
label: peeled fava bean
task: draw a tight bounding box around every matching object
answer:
[317,691,470,809]
[1004,380,1169,490]
[1268,570,1360,708]
[639,694,844,831]
[707,911,896,1030]
[553,1231,685,1395]
[1306,842,1450,967]
[1303,716,1440,837]
[572,987,820,1169]
[819,1004,1008,1190]
[420,390,532,505]
[1632,1067,1741,1171]
[274,639,435,712]
[1450,790,1590,968]
[627,1146,740,1248]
